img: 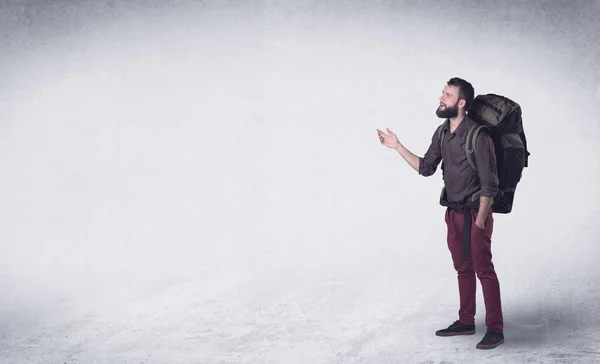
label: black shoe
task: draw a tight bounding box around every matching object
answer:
[476,330,505,349]
[435,320,476,337]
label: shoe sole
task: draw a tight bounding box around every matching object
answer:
[476,339,505,350]
[435,330,476,337]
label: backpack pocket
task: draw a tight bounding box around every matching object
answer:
[499,133,525,188]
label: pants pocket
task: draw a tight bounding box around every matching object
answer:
[471,210,493,238]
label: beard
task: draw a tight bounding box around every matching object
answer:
[436,100,459,119]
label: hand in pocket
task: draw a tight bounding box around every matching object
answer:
[475,218,486,230]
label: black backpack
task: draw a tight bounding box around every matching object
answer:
[437,93,530,213]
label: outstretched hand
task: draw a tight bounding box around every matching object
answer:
[377,128,400,150]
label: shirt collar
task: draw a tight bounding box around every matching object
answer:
[442,114,473,137]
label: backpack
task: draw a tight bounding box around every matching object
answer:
[436,93,530,213]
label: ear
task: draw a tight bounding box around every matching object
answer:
[458,99,466,109]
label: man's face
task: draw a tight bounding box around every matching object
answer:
[436,84,462,119]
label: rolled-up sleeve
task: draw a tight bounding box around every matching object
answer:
[474,132,499,197]
[419,129,443,177]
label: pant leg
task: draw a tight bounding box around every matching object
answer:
[445,208,476,326]
[470,210,504,334]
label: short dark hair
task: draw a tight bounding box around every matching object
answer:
[447,77,474,110]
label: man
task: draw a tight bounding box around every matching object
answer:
[377,77,505,350]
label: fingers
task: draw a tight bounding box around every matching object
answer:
[377,129,391,137]
[377,128,397,146]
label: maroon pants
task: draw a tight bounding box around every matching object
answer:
[445,208,503,333]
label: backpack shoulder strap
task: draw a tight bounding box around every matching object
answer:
[465,125,488,170]
[436,120,449,154]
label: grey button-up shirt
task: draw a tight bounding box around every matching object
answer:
[418,115,499,204]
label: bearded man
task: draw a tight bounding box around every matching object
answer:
[377,77,505,350]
